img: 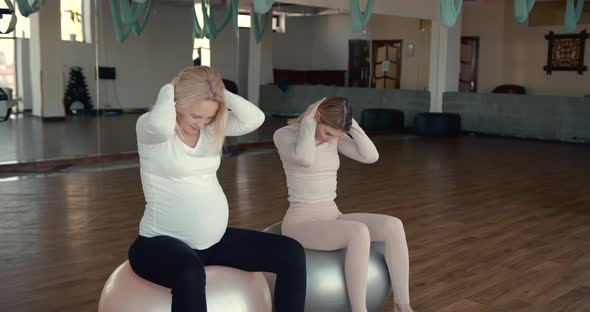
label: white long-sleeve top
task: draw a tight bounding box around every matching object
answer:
[273,116,379,204]
[137,84,265,249]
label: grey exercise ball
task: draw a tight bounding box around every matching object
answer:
[264,222,391,312]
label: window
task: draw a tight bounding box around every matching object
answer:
[61,0,91,43]
[0,1,27,96]
[273,14,286,33]
[193,3,211,66]
[238,14,251,28]
[238,13,284,33]
[0,40,16,93]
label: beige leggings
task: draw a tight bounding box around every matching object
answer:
[281,201,410,312]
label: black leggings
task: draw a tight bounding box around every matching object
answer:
[128,227,307,312]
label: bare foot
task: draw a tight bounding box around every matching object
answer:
[393,304,414,312]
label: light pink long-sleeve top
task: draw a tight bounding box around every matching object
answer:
[273,115,379,204]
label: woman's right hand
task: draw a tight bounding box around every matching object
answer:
[303,98,325,119]
[155,84,175,107]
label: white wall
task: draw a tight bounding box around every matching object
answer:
[62,41,97,109]
[272,14,432,90]
[16,39,32,110]
[273,15,352,71]
[16,22,82,113]
[260,22,274,86]
[369,14,432,90]
[29,14,42,115]
[429,17,462,112]
[462,0,590,96]
[273,16,315,70]
[23,0,193,113]
[310,15,352,70]
[29,0,65,117]
[462,0,506,93]
[210,7,240,87]
[238,28,250,98]
[503,2,590,96]
[93,1,193,109]
[210,12,274,102]
[248,10,274,105]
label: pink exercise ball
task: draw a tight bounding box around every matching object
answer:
[98,261,272,312]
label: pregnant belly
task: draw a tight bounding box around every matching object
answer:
[141,185,230,249]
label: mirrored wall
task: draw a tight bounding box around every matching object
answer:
[0,0,431,166]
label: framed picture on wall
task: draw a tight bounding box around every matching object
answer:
[544,30,589,75]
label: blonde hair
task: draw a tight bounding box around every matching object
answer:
[173,66,227,152]
[288,97,353,132]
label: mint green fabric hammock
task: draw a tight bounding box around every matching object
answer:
[514,0,535,24]
[350,0,375,32]
[252,10,270,43]
[253,0,273,15]
[109,0,153,42]
[193,0,237,39]
[15,0,46,17]
[440,0,463,28]
[565,0,584,33]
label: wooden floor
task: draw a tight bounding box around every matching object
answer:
[1,136,589,312]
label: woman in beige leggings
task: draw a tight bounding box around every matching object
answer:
[273,98,413,312]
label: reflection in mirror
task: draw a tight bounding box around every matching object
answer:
[0,0,431,174]
[270,3,431,90]
[262,2,432,132]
